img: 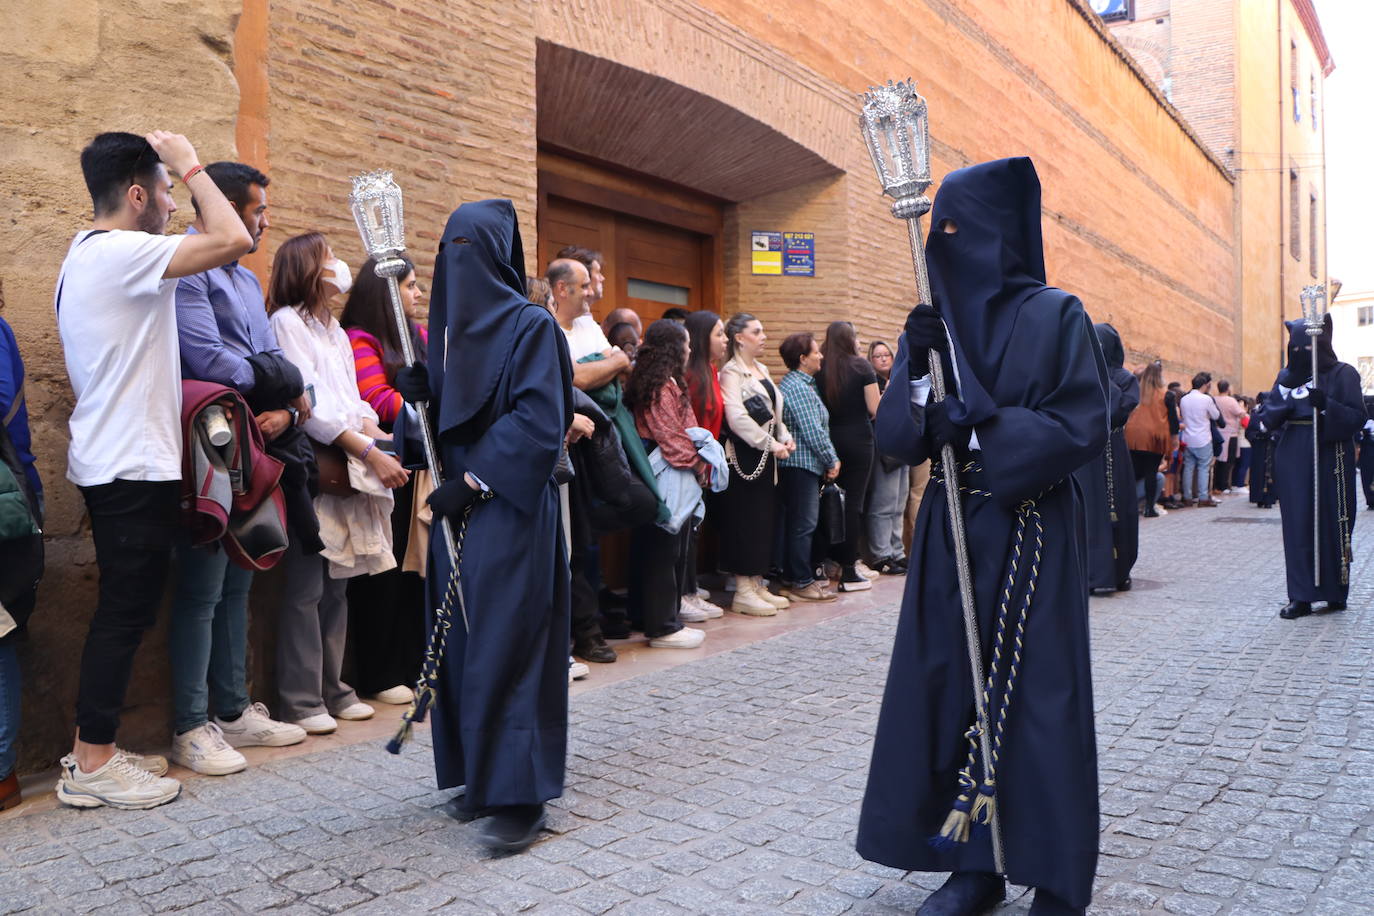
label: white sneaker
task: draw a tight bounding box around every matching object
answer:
[569,659,590,682]
[57,752,181,810]
[695,587,711,600]
[369,685,414,705]
[171,723,247,776]
[292,713,338,735]
[649,627,706,649]
[855,561,881,580]
[684,593,725,619]
[333,702,374,721]
[117,749,169,776]
[215,702,307,748]
[678,600,708,623]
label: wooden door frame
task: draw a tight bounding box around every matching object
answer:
[537,147,724,316]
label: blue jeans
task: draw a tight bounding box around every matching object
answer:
[779,467,821,586]
[168,541,253,733]
[1182,444,1212,501]
[0,643,18,778]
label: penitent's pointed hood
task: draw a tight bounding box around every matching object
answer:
[1280,314,1337,386]
[428,199,530,433]
[1095,323,1125,370]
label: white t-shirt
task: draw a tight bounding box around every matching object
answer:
[563,314,611,362]
[57,230,186,486]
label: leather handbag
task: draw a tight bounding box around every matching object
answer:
[311,440,357,497]
[742,392,774,426]
[818,480,847,545]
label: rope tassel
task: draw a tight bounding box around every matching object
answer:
[970,781,997,826]
[932,794,974,848]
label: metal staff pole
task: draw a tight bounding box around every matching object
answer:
[1301,284,1327,588]
[348,172,467,631]
[859,81,1004,874]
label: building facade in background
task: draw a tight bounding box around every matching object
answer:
[1330,290,1374,395]
[2,0,1237,770]
[1105,0,1333,397]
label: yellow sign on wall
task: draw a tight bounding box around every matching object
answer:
[751,231,783,275]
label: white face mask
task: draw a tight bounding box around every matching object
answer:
[323,257,352,295]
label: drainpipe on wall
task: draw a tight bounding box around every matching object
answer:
[1277,0,1286,371]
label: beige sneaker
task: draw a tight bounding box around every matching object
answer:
[171,723,247,776]
[368,686,414,706]
[57,752,181,810]
[854,561,881,580]
[118,749,170,777]
[683,593,725,619]
[781,582,838,602]
[649,627,706,649]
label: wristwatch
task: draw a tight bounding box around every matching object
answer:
[286,406,299,425]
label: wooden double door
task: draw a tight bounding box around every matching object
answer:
[537,152,723,326]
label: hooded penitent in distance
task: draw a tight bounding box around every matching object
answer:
[1072,321,1140,591]
[858,158,1107,909]
[1256,315,1365,609]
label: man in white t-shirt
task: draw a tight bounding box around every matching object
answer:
[54,130,252,811]
[1178,371,1222,507]
[548,258,629,388]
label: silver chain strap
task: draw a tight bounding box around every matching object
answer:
[724,419,775,482]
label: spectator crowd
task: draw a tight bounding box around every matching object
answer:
[0,131,925,813]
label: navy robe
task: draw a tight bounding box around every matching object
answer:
[1072,324,1139,591]
[1258,331,1363,605]
[420,200,572,809]
[857,159,1106,909]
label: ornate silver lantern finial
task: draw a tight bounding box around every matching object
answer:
[1300,283,1327,336]
[349,171,409,278]
[859,79,931,221]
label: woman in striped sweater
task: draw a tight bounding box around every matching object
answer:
[339,256,428,706]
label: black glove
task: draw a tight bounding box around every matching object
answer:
[428,476,481,519]
[925,400,973,454]
[395,364,433,404]
[904,305,949,380]
[1307,388,1327,410]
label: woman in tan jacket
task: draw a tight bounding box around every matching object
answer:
[718,313,795,615]
[1125,359,1170,517]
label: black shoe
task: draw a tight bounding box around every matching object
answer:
[1142,509,1160,518]
[1323,600,1346,612]
[917,871,1006,915]
[1028,887,1085,915]
[440,787,492,823]
[600,621,631,640]
[882,558,908,575]
[478,804,547,852]
[838,566,872,592]
[574,637,617,664]
[1280,601,1313,619]
[1116,577,1132,592]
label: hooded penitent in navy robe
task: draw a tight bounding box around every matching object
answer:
[1257,316,1363,606]
[1071,323,1140,591]
[1357,398,1374,510]
[1247,394,1278,507]
[856,158,1107,909]
[421,199,573,808]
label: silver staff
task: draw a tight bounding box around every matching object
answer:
[1301,284,1327,587]
[860,80,1004,873]
[348,172,467,630]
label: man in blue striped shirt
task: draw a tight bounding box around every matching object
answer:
[777,332,841,602]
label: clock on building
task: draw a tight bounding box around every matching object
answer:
[1091,0,1133,22]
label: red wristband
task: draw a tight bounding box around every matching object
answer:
[181,164,205,183]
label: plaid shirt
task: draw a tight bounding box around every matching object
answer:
[779,370,838,476]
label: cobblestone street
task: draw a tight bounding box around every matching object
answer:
[2,492,1371,915]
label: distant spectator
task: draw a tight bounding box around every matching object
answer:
[340,255,431,708]
[555,245,604,314]
[1161,380,1184,507]
[718,313,794,615]
[1125,359,1170,517]
[526,276,553,313]
[55,130,252,810]
[1,312,43,811]
[549,259,629,388]
[776,332,839,602]
[685,311,727,439]
[170,160,307,778]
[816,321,880,591]
[268,232,409,736]
[662,307,691,323]
[624,320,709,648]
[863,340,908,573]
[1179,371,1220,507]
[602,307,642,340]
[1213,379,1245,494]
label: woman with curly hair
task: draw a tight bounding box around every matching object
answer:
[623,320,710,649]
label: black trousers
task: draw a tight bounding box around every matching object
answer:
[346,477,425,695]
[823,425,875,567]
[627,521,691,638]
[1130,450,1163,511]
[76,480,180,745]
